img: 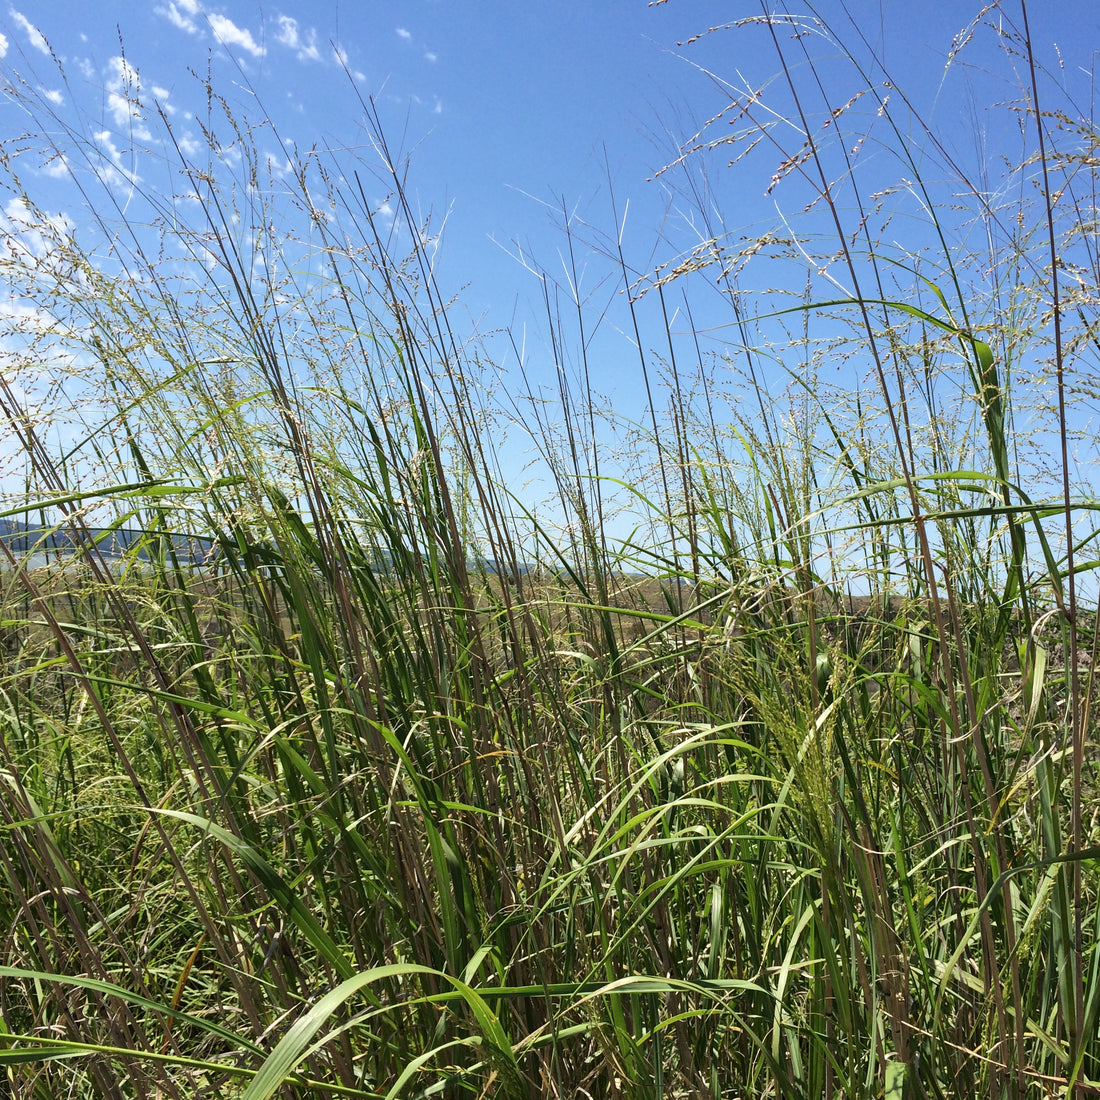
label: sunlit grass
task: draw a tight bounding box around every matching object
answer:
[1,6,1099,1098]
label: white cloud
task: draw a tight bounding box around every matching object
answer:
[424,51,438,63]
[108,55,140,91]
[217,141,241,169]
[396,27,411,40]
[0,298,59,334]
[207,12,264,57]
[158,2,199,34]
[0,31,8,57]
[275,15,320,62]
[104,57,152,140]
[154,4,264,60]
[9,10,50,56]
[92,129,140,189]
[108,91,151,135]
[41,86,63,105]
[42,153,70,177]
[0,198,78,285]
[151,85,176,114]
[3,197,71,236]
[263,150,292,179]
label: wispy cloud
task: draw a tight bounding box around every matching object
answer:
[396,27,411,41]
[178,132,201,157]
[207,12,264,57]
[157,1,199,34]
[263,150,293,180]
[275,15,320,62]
[41,152,70,178]
[109,55,140,85]
[332,42,364,80]
[0,31,8,57]
[105,56,152,140]
[154,2,263,59]
[92,129,140,190]
[151,85,176,114]
[424,51,438,63]
[1,198,78,284]
[9,10,50,56]
[40,86,63,105]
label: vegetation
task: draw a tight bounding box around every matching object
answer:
[1,5,1099,1097]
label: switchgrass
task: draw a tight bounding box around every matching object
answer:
[1,6,1099,1097]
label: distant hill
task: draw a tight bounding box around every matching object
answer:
[0,519,541,577]
[0,517,218,564]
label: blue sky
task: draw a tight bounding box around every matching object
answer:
[4,1,1092,334]
[1,3,748,321]
[1,2,1098,549]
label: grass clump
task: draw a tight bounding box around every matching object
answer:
[1,5,1099,1098]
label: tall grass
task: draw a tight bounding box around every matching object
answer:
[1,5,1099,1097]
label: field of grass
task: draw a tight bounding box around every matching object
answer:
[2,6,1100,1098]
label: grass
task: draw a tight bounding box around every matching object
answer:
[1,4,1099,1097]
